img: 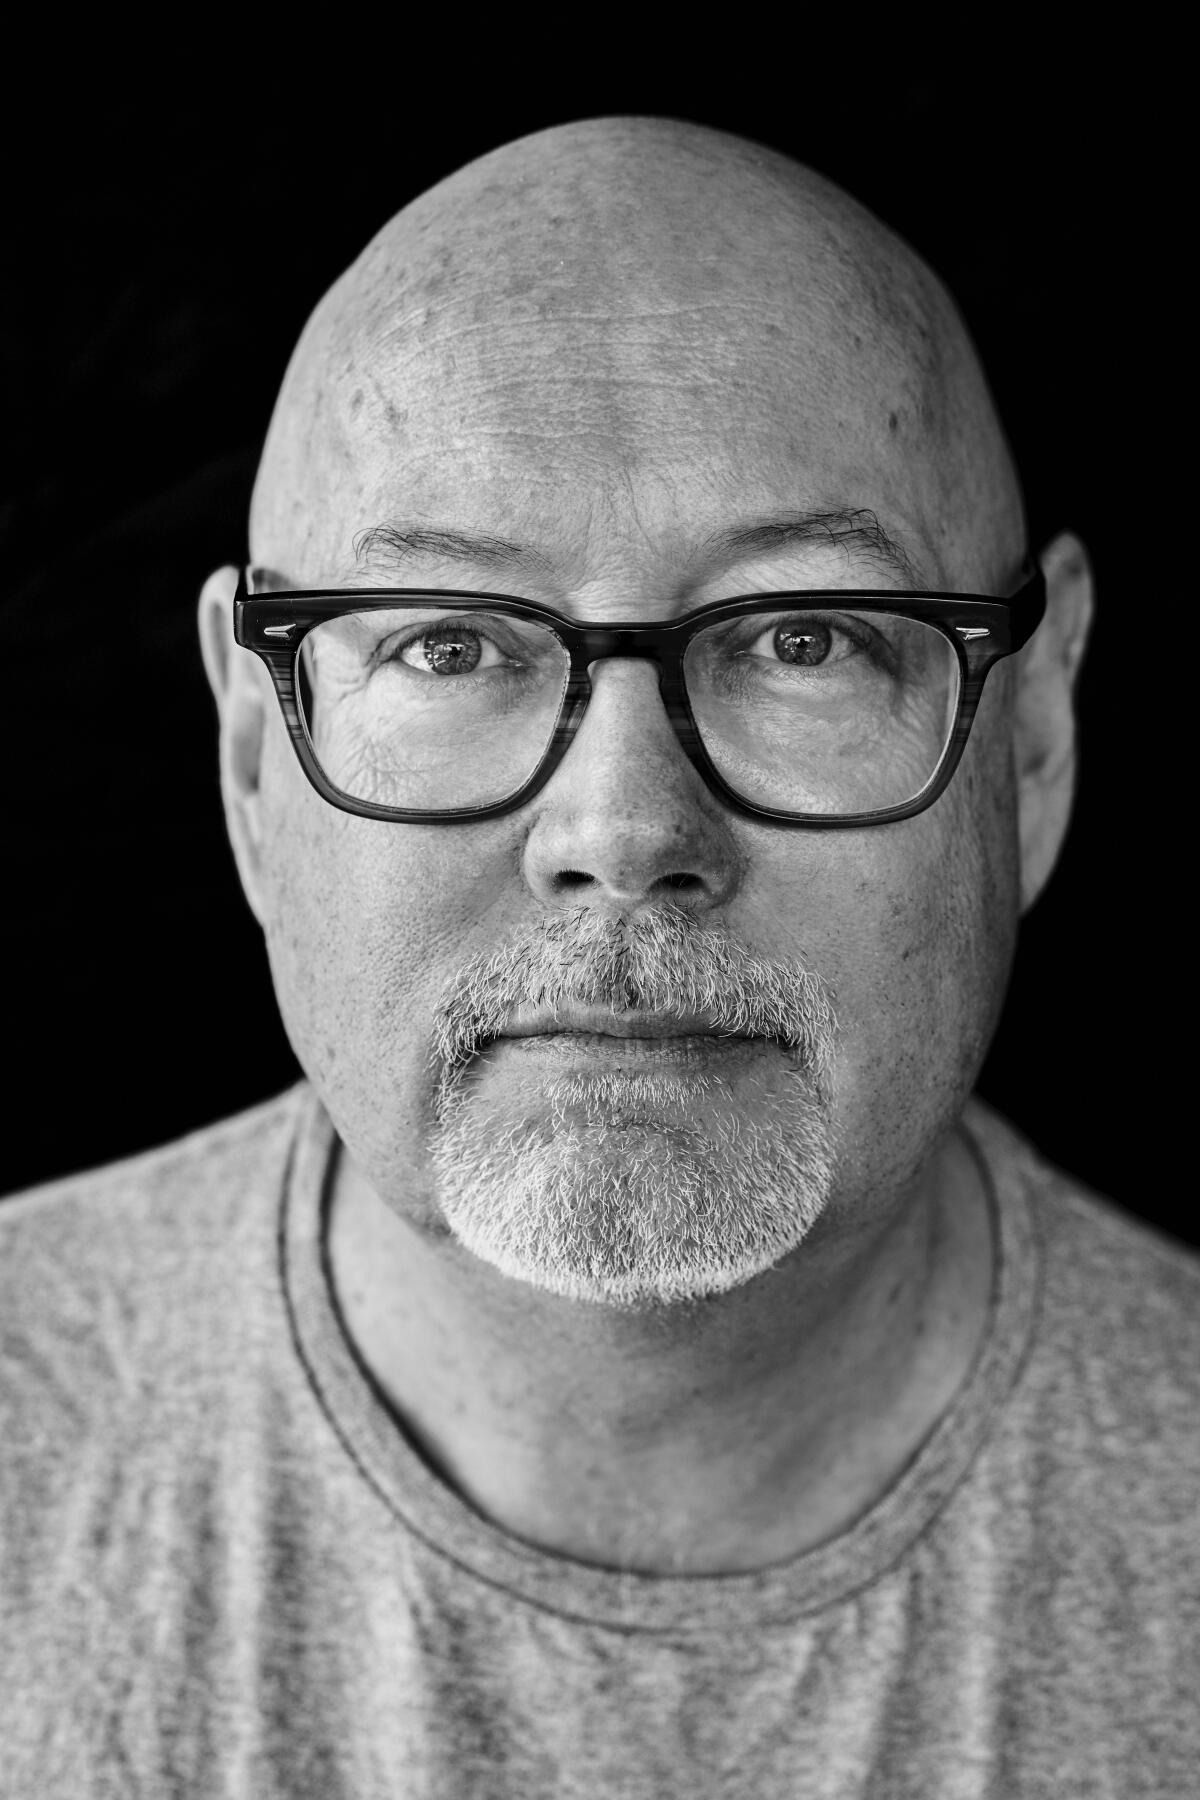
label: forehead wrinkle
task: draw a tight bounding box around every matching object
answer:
[352,223,933,393]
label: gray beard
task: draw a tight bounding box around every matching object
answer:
[429,1063,837,1310]
[425,901,839,1309]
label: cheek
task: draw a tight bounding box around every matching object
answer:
[253,715,520,1190]
[254,719,440,1164]
[799,677,1019,1192]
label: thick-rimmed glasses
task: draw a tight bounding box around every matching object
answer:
[233,563,1046,828]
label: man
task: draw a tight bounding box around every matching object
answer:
[1,115,1195,1798]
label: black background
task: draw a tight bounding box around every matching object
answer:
[1,61,1186,1237]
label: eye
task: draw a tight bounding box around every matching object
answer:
[394,621,509,677]
[745,616,864,668]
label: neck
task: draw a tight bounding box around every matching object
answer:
[326,1129,993,1575]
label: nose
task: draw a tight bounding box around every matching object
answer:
[520,655,744,913]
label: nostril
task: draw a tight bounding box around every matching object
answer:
[553,870,595,892]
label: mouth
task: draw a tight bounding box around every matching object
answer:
[496,1007,759,1042]
[480,1010,777,1070]
[495,1035,774,1070]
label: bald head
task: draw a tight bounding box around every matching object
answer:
[251,116,1024,598]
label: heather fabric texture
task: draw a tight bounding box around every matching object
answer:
[1,1085,1196,1800]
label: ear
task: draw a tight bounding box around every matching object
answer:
[1014,531,1094,913]
[198,565,270,926]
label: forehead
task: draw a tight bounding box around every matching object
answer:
[253,136,1008,591]
[287,314,943,587]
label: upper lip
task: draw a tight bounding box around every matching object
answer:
[497,1008,753,1040]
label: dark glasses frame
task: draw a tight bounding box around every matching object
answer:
[233,562,1046,828]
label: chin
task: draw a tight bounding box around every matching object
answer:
[427,1062,837,1309]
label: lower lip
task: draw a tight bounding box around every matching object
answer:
[491,1033,775,1068]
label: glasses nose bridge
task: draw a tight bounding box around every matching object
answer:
[561,625,696,758]
[568,624,686,715]
[572,623,677,670]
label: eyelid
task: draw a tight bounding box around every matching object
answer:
[391,609,529,642]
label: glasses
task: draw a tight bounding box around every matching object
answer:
[233,564,1045,828]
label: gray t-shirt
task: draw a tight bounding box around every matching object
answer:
[1,1084,1196,1799]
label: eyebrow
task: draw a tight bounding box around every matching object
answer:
[353,524,557,582]
[351,507,924,587]
[698,509,923,585]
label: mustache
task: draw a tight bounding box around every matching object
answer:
[428,902,838,1100]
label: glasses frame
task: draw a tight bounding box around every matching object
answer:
[233,563,1046,828]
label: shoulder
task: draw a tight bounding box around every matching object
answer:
[966,1097,1200,1334]
[0,1083,311,1412]
[965,1096,1200,1492]
[0,1085,317,1733]
[0,1083,308,1246]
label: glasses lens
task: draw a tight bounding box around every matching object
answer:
[297,607,571,810]
[295,604,961,817]
[683,609,960,814]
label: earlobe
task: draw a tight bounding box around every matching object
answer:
[1015,531,1095,913]
[197,565,270,925]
